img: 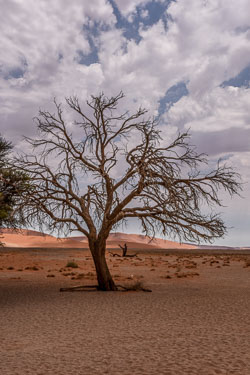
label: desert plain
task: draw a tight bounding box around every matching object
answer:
[0,230,250,375]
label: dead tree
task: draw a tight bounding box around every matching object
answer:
[119,243,127,257]
[118,243,137,258]
[110,243,136,258]
[14,92,241,291]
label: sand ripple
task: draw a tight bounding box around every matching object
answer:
[0,279,250,375]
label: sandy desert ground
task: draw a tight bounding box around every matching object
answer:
[0,242,250,375]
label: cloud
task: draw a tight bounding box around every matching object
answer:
[191,127,250,156]
[1,0,250,244]
[2,0,249,125]
[165,86,250,133]
[0,0,115,138]
[94,0,250,116]
[166,0,250,95]
[0,0,115,85]
[113,0,151,17]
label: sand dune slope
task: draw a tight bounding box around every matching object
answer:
[1,229,197,249]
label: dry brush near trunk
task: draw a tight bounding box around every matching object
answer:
[13,92,241,291]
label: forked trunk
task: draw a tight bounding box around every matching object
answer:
[89,239,117,291]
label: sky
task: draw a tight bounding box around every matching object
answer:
[0,0,250,246]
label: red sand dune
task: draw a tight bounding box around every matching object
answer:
[1,228,197,249]
[0,229,85,248]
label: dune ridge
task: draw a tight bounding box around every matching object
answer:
[1,228,197,249]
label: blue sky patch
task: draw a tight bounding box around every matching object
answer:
[222,64,250,88]
[158,81,188,116]
[2,57,28,80]
[108,0,173,43]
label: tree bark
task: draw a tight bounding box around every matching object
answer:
[89,238,117,291]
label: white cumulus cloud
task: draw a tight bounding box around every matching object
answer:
[0,0,250,244]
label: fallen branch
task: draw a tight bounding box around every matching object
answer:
[60,284,152,292]
[109,252,138,258]
[60,285,98,292]
[116,284,152,292]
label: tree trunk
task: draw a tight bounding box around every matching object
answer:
[89,238,117,291]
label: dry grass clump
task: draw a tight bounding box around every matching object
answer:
[160,275,172,279]
[62,272,76,277]
[244,260,250,268]
[184,261,197,269]
[66,261,78,268]
[123,280,151,292]
[71,273,85,280]
[127,280,144,290]
[175,272,200,278]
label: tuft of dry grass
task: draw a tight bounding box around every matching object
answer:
[125,280,145,291]
[66,261,78,268]
[25,266,39,271]
[71,273,85,280]
[62,272,76,276]
[244,260,250,268]
[175,272,200,278]
[120,280,152,292]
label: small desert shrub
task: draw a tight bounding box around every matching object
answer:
[76,273,85,279]
[126,280,145,291]
[47,274,55,277]
[7,266,14,270]
[185,262,197,269]
[71,273,85,280]
[176,272,188,278]
[160,275,172,279]
[62,272,76,276]
[176,272,199,278]
[66,261,78,268]
[25,266,39,271]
